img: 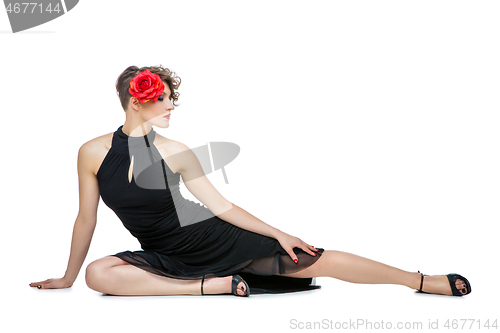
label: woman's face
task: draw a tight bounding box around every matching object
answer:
[137,81,175,128]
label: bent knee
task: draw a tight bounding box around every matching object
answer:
[85,257,122,292]
[85,261,106,291]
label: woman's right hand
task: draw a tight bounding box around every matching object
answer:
[29,277,73,290]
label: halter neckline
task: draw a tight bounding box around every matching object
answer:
[112,125,157,155]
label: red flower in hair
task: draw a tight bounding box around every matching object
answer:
[129,69,165,103]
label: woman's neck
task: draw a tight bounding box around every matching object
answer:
[122,120,152,137]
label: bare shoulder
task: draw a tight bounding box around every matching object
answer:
[154,133,190,152]
[79,132,114,176]
[154,133,191,174]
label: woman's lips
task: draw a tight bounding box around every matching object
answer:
[164,115,170,119]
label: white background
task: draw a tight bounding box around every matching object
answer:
[1,1,498,332]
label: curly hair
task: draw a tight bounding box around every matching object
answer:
[115,65,181,111]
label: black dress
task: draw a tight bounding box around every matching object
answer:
[96,125,325,294]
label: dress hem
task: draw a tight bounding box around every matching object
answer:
[110,248,325,295]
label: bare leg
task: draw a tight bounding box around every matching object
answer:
[278,250,468,296]
[85,256,247,296]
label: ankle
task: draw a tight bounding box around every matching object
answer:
[201,276,231,295]
[406,272,422,290]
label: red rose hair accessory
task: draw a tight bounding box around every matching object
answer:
[129,69,165,103]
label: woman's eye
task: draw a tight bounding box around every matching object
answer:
[158,95,164,101]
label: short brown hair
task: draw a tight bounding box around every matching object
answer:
[115,65,181,111]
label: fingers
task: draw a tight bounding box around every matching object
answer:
[29,279,52,289]
[283,247,298,264]
[303,244,319,257]
[280,235,320,264]
[287,246,320,264]
[29,282,44,289]
[297,240,319,257]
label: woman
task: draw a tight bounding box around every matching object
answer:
[29,65,471,297]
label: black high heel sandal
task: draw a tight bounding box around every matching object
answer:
[200,274,250,297]
[231,274,250,297]
[417,270,472,296]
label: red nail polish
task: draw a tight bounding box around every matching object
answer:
[294,259,298,263]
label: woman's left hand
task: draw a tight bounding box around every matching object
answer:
[275,231,319,264]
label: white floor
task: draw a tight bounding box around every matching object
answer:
[10,266,493,333]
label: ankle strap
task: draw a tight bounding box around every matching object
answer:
[201,275,205,295]
[418,270,423,292]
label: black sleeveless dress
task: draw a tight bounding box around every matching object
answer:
[96,125,325,294]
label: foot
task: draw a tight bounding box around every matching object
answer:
[200,276,248,296]
[415,272,469,296]
[230,275,248,296]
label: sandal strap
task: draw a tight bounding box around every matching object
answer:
[417,271,471,296]
[201,275,205,295]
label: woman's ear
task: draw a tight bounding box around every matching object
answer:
[129,96,141,111]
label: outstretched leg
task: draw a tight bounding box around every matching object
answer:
[85,256,247,296]
[278,250,468,296]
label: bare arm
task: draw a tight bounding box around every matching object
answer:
[172,142,318,262]
[171,142,280,237]
[30,142,100,289]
